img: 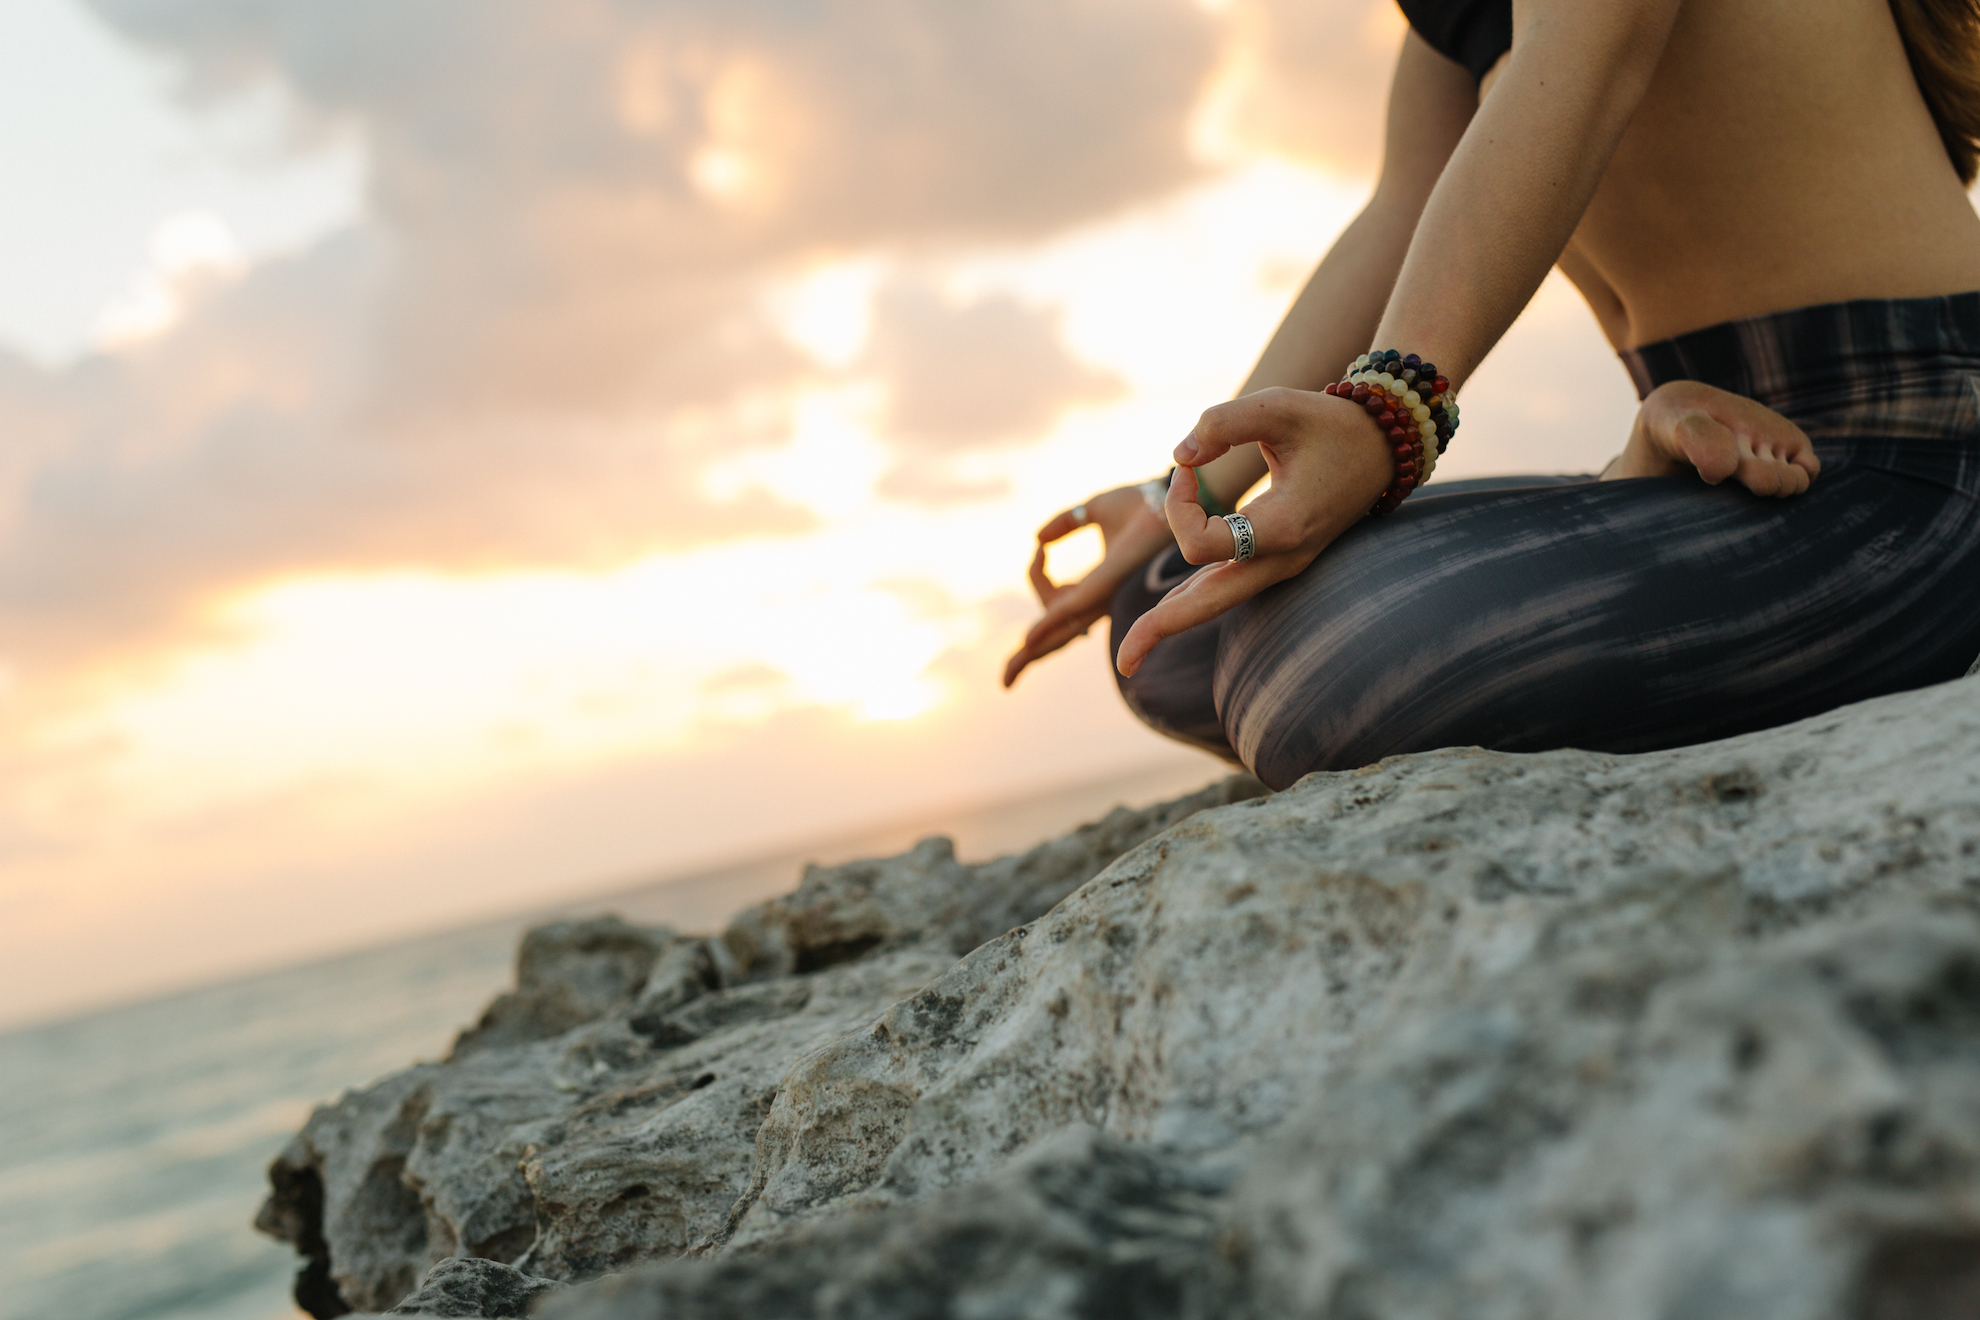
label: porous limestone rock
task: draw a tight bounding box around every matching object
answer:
[256,775,1269,1316]
[265,673,1980,1320]
[386,1256,563,1316]
[535,1124,1233,1320]
[451,919,686,1058]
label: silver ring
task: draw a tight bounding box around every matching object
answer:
[1223,512,1255,562]
[1071,504,1088,527]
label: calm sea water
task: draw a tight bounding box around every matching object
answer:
[0,921,519,1320]
[0,760,1220,1320]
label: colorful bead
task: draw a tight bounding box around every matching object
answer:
[1335,347,1461,515]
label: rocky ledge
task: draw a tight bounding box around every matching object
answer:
[260,673,1980,1320]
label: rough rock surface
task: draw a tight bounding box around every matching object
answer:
[385,1256,564,1316]
[255,775,1269,1315]
[262,675,1980,1319]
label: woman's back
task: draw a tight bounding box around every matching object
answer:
[1545,0,1980,347]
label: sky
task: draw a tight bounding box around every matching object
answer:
[0,0,1647,1030]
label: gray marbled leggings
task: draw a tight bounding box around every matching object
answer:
[1110,469,1980,790]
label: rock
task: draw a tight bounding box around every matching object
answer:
[262,674,1980,1320]
[256,774,1268,1316]
[532,1125,1232,1320]
[386,1256,564,1316]
[450,918,686,1058]
[723,676,1980,1254]
[1226,903,1980,1320]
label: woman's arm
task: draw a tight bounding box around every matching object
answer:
[1196,32,1477,511]
[1119,0,1685,677]
[1372,0,1682,383]
[1001,34,1475,689]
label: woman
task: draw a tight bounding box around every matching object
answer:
[1004,0,1980,790]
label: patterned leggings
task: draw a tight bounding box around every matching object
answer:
[1109,468,1980,789]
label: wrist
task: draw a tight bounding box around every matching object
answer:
[1323,351,1460,513]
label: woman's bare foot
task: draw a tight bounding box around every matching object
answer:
[1602,380,1820,497]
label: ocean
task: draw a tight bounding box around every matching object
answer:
[0,760,1220,1320]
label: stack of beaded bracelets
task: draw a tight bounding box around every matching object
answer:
[1322,349,1459,516]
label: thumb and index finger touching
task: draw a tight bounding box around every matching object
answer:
[1013,398,1280,687]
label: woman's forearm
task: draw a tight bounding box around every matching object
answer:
[1375,0,1681,385]
[1193,207,1402,509]
[1200,33,1477,511]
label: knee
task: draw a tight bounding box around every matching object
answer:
[1215,591,1415,789]
[1109,547,1236,760]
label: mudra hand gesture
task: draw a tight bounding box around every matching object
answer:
[1003,383,1407,691]
[1000,388,1392,692]
[1006,375,1820,693]
[1115,388,1396,679]
[1001,480,1173,688]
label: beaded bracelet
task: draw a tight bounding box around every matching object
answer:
[1322,349,1460,516]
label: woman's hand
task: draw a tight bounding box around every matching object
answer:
[1002,482,1176,688]
[1115,387,1393,679]
[1603,380,1819,495]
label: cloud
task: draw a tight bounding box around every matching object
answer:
[864,275,1124,502]
[870,278,1124,450]
[0,0,1228,677]
[1196,0,1404,168]
[89,0,1218,417]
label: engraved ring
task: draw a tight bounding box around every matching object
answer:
[1224,512,1256,562]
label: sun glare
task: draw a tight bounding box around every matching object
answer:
[765,257,884,369]
[60,537,973,818]
[28,159,1369,834]
[0,152,1387,1036]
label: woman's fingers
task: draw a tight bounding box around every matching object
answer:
[1164,466,1238,564]
[1116,552,1302,677]
[1023,570,1115,651]
[1027,544,1062,608]
[1034,506,1086,545]
[1026,505,1091,606]
[1163,466,1302,564]
[1007,549,1137,686]
[1004,595,1106,687]
[1172,410,1228,469]
[1172,389,1290,469]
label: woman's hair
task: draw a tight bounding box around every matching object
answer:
[1890,0,1980,184]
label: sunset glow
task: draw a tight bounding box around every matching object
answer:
[0,0,1644,1028]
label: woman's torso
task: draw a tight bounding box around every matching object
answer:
[1463,0,1980,350]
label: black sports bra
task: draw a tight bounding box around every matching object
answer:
[1395,0,1512,83]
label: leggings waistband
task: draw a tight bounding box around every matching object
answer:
[1620,292,1980,496]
